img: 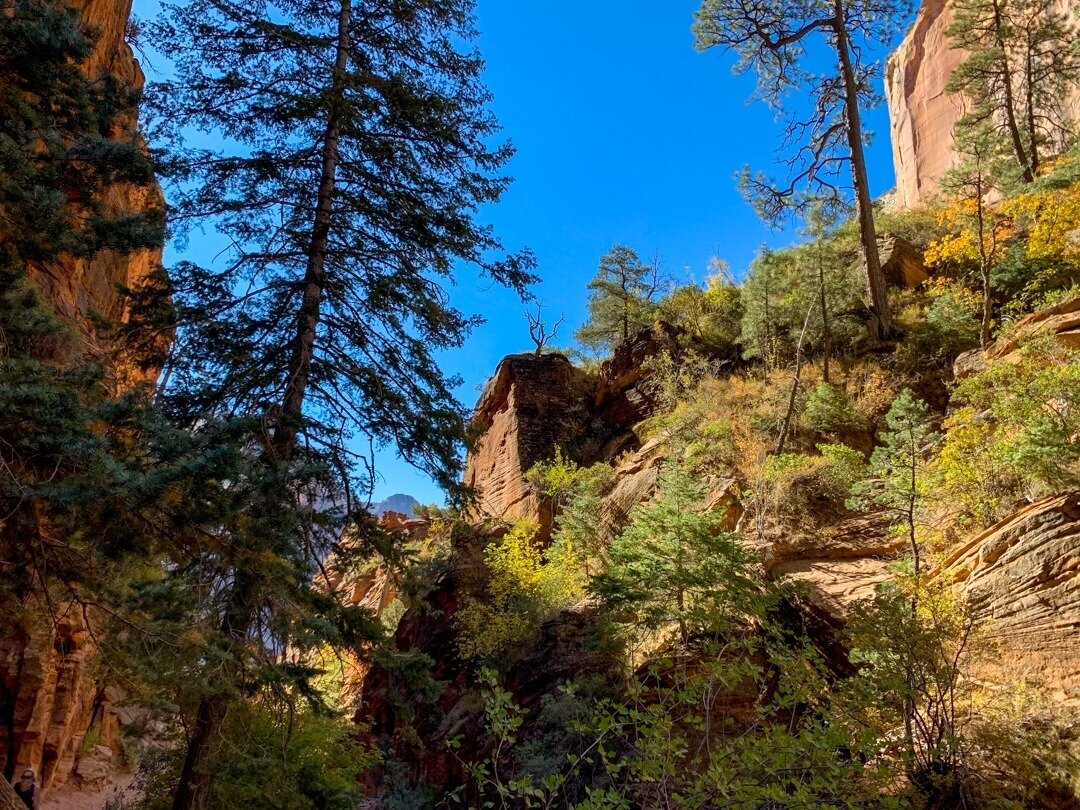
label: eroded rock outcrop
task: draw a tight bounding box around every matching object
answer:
[463,353,595,536]
[942,491,1080,699]
[885,0,1080,210]
[953,295,1080,378]
[767,511,906,614]
[21,0,165,387]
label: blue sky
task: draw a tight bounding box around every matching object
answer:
[373,0,912,504]
[139,0,914,505]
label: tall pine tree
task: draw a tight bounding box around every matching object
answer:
[145,0,534,805]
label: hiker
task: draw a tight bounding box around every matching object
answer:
[12,767,37,809]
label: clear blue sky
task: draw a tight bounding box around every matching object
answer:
[139,0,914,505]
[374,0,912,504]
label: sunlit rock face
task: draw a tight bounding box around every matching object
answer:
[954,295,1080,378]
[463,353,596,539]
[885,0,1080,211]
[17,0,165,390]
[942,492,1080,700]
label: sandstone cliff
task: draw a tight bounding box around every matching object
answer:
[0,0,163,792]
[885,0,1080,210]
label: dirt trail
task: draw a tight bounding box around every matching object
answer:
[41,773,136,810]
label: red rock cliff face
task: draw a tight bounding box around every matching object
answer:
[0,0,163,791]
[463,353,596,536]
[885,0,1080,210]
[24,0,164,388]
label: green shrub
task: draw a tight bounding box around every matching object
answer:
[128,702,370,809]
[456,521,582,662]
[802,382,862,435]
[894,281,981,371]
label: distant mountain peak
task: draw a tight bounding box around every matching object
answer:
[372,493,420,517]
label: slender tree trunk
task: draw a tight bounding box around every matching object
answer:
[173,577,256,810]
[762,278,773,369]
[172,3,352,806]
[832,0,892,341]
[775,299,816,455]
[1024,45,1040,177]
[818,244,831,383]
[273,0,352,461]
[975,175,993,348]
[991,0,1034,182]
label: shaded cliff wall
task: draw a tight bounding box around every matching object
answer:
[0,0,163,791]
[885,0,1080,210]
[23,0,165,389]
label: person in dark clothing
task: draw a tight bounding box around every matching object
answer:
[12,767,37,809]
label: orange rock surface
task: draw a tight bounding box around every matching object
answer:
[885,0,1080,210]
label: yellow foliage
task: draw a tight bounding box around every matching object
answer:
[929,407,1019,530]
[924,198,1012,269]
[456,520,582,661]
[1002,181,1080,261]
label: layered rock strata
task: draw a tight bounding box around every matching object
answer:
[942,491,1080,699]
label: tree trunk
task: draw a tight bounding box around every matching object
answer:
[775,299,816,456]
[272,0,352,461]
[818,244,831,383]
[1024,45,1040,177]
[172,575,256,810]
[172,694,229,810]
[975,176,993,348]
[991,0,1034,182]
[832,0,893,341]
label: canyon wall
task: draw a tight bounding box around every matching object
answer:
[0,0,163,791]
[885,0,1080,210]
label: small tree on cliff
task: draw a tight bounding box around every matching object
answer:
[146,0,534,804]
[575,244,666,353]
[693,0,909,341]
[849,389,939,585]
[593,466,758,652]
[947,0,1080,183]
[925,123,1014,347]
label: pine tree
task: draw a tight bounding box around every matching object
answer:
[693,0,909,341]
[593,467,756,648]
[0,0,162,614]
[574,244,665,353]
[946,0,1080,182]
[849,389,939,583]
[144,0,534,804]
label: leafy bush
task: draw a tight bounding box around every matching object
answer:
[739,241,867,366]
[802,382,863,435]
[657,271,743,359]
[128,702,371,809]
[894,280,981,371]
[944,341,1080,499]
[456,520,582,662]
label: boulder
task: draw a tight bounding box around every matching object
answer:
[878,234,929,289]
[594,321,682,429]
[73,745,113,787]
